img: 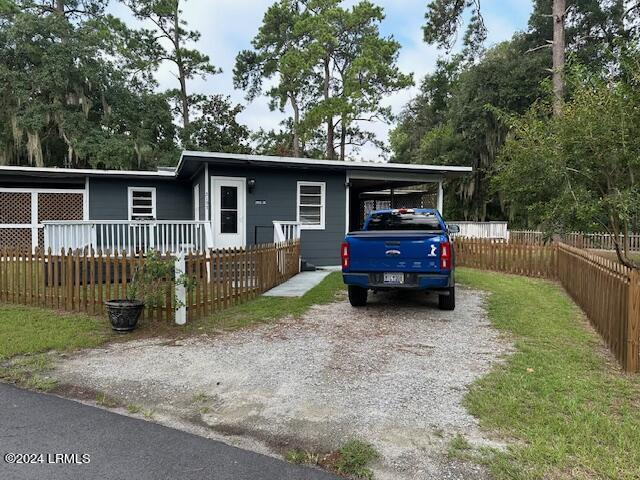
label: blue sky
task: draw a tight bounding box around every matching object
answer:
[110,0,534,159]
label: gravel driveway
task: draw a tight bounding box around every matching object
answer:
[54,287,511,479]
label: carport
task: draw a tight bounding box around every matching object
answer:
[345,166,467,232]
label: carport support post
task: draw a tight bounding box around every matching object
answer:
[175,251,187,325]
[437,181,444,215]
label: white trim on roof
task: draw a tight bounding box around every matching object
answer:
[0,165,175,178]
[177,151,472,174]
[1,151,472,179]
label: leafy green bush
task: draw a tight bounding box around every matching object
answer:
[127,250,195,307]
[335,440,379,480]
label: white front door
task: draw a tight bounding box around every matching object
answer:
[211,177,246,248]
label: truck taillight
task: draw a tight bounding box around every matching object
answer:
[341,242,350,269]
[440,241,451,270]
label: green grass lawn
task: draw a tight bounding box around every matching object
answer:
[0,304,110,360]
[126,272,345,338]
[457,267,640,480]
[0,304,112,390]
[0,273,345,360]
[191,271,345,332]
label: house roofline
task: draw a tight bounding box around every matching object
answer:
[176,151,472,176]
[0,165,175,179]
[1,151,472,180]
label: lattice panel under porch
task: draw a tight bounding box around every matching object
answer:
[0,228,31,248]
[38,193,84,222]
[0,192,31,223]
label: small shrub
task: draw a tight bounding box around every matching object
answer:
[96,393,121,408]
[191,392,209,404]
[143,408,155,419]
[127,249,195,308]
[335,440,379,480]
[448,434,472,459]
[285,449,308,464]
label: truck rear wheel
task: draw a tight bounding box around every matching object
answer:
[348,285,368,307]
[438,287,455,311]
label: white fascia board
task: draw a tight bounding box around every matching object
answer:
[178,150,472,175]
[0,165,175,178]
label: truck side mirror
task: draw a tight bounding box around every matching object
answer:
[448,224,460,234]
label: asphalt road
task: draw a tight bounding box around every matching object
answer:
[0,383,338,480]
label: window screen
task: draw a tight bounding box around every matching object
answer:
[297,182,325,229]
[129,188,156,220]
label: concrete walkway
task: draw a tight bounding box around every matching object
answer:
[263,267,339,297]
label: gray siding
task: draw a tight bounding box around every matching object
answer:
[208,165,345,266]
[89,178,192,220]
[87,166,346,265]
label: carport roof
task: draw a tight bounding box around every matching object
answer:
[176,151,472,179]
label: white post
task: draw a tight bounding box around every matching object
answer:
[174,250,187,325]
[31,192,38,252]
[437,180,444,215]
[345,175,350,234]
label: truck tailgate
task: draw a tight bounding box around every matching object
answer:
[346,232,444,272]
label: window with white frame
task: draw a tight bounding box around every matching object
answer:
[128,187,156,220]
[297,181,325,230]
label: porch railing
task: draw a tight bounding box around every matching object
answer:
[273,221,301,243]
[450,221,509,239]
[43,220,214,255]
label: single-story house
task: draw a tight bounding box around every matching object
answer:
[0,151,471,266]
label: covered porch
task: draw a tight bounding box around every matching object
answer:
[42,219,300,256]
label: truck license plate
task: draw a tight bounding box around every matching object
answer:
[383,272,404,284]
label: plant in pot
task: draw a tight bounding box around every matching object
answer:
[105,250,193,332]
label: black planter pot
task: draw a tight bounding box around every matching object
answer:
[105,299,144,332]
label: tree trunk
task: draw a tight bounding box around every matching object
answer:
[290,96,301,157]
[55,0,64,14]
[340,116,346,161]
[173,8,189,128]
[552,0,566,116]
[324,57,335,159]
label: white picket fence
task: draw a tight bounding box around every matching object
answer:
[510,230,640,251]
[450,221,509,239]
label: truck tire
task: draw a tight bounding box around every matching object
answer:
[348,285,368,307]
[438,287,455,311]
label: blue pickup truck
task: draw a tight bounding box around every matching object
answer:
[341,208,459,310]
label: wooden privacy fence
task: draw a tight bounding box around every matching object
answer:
[454,237,640,372]
[0,240,300,323]
[510,230,640,251]
[556,244,640,372]
[453,238,558,278]
[182,241,300,323]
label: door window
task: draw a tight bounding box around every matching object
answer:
[220,186,238,234]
